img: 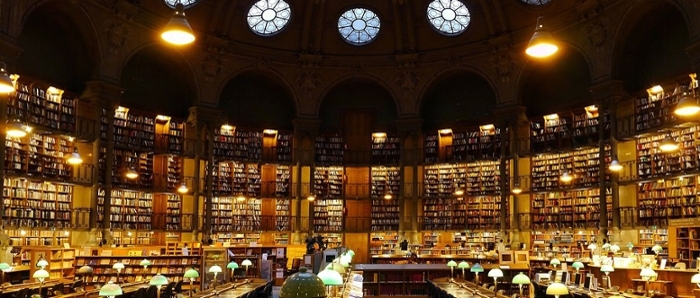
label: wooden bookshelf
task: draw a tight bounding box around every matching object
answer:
[313,166,344,198]
[275,198,291,231]
[422,197,464,230]
[275,132,293,163]
[313,198,343,232]
[369,232,399,255]
[371,166,400,231]
[531,187,612,230]
[97,189,153,230]
[163,194,182,231]
[101,106,155,152]
[530,230,606,259]
[275,165,291,197]
[7,79,76,133]
[637,127,699,180]
[465,195,504,230]
[321,233,343,248]
[638,228,669,248]
[371,134,400,165]
[232,197,262,231]
[75,253,201,288]
[233,129,262,162]
[451,125,505,161]
[210,197,233,231]
[226,246,288,278]
[634,84,692,132]
[531,146,610,191]
[209,162,261,197]
[315,135,345,166]
[637,177,700,226]
[27,247,76,281]
[424,133,439,163]
[213,126,236,159]
[215,232,262,245]
[464,160,506,195]
[531,113,573,153]
[672,227,699,265]
[6,229,70,246]
[155,116,184,155]
[3,178,72,229]
[5,134,74,180]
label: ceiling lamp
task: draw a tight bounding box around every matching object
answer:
[177,182,188,194]
[526,16,558,58]
[383,192,392,200]
[67,147,83,165]
[0,62,14,93]
[659,135,679,152]
[454,189,464,196]
[6,119,27,138]
[609,159,622,172]
[560,172,573,183]
[307,194,315,201]
[511,185,523,195]
[675,74,699,116]
[161,3,195,45]
[236,195,246,202]
[125,168,139,179]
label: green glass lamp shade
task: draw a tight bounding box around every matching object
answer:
[184,268,200,279]
[36,259,49,268]
[571,262,584,270]
[326,262,346,274]
[487,268,503,278]
[458,261,470,269]
[78,266,93,275]
[209,265,222,273]
[512,273,531,285]
[112,262,125,270]
[546,282,568,295]
[99,282,123,297]
[447,260,457,268]
[279,267,327,298]
[692,273,700,284]
[550,259,561,266]
[0,262,11,272]
[640,268,656,279]
[600,265,615,273]
[470,263,483,273]
[346,250,355,257]
[149,274,169,286]
[610,244,620,253]
[627,242,634,250]
[652,245,663,254]
[140,259,151,267]
[227,261,239,269]
[317,268,343,286]
[33,269,49,279]
[242,259,253,267]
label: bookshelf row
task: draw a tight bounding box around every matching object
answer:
[634,76,698,133]
[637,177,700,226]
[530,145,611,191]
[422,196,504,230]
[531,187,612,230]
[424,126,506,163]
[423,161,506,197]
[530,106,610,153]
[5,134,74,181]
[8,78,76,133]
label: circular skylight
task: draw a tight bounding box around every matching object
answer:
[164,0,200,9]
[427,0,471,35]
[521,0,552,5]
[338,8,381,45]
[247,0,292,36]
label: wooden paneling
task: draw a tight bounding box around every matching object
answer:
[346,167,370,197]
[346,199,371,217]
[261,164,276,197]
[345,232,370,264]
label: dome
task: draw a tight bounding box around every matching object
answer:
[279,267,326,298]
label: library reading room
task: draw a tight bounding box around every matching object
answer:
[1,0,700,298]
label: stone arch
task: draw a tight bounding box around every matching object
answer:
[218,68,298,130]
[317,73,400,117]
[16,0,103,92]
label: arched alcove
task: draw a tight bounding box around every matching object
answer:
[612,1,691,92]
[16,1,98,93]
[318,79,397,133]
[120,45,196,118]
[519,45,592,116]
[420,71,497,130]
[219,72,296,130]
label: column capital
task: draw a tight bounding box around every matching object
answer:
[395,117,422,137]
[292,117,321,136]
[493,105,527,126]
[80,81,124,108]
[588,80,629,106]
[187,105,222,128]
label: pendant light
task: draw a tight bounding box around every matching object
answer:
[659,135,678,152]
[0,62,14,93]
[675,74,699,116]
[6,119,27,138]
[125,168,139,179]
[307,194,315,201]
[236,194,246,202]
[454,189,464,196]
[511,154,522,194]
[161,3,195,45]
[67,147,83,165]
[511,185,523,195]
[383,191,392,200]
[609,159,622,172]
[560,172,573,183]
[526,16,558,58]
[177,182,188,194]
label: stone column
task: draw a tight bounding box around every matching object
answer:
[292,118,321,243]
[395,118,421,244]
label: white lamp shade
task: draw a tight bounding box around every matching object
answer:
[546,282,569,295]
[140,259,151,267]
[550,259,561,266]
[692,273,700,284]
[112,262,125,270]
[652,245,663,253]
[36,260,49,268]
[512,273,531,285]
[610,244,620,253]
[600,265,615,273]
[640,268,656,278]
[241,259,253,266]
[487,268,504,278]
[149,274,169,286]
[208,265,222,273]
[33,269,49,279]
[78,265,93,274]
[317,268,344,286]
[602,243,611,250]
[339,255,351,268]
[587,243,597,250]
[99,282,123,297]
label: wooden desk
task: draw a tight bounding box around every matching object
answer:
[194,279,269,298]
[589,265,697,297]
[430,277,510,298]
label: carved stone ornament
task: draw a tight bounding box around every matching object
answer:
[297,71,322,92]
[489,48,515,82]
[583,19,607,48]
[395,70,420,91]
[105,19,129,53]
[201,53,223,81]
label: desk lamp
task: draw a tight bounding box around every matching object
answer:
[33,269,49,297]
[78,265,93,286]
[512,272,531,298]
[112,262,124,284]
[600,264,615,289]
[571,261,584,274]
[36,257,48,270]
[140,259,151,270]
[550,258,561,270]
[640,268,656,296]
[471,263,483,286]
[99,281,122,298]
[546,282,569,298]
[0,262,10,290]
[458,261,470,280]
[652,245,663,255]
[487,268,503,297]
[227,261,239,282]
[208,265,222,290]
[149,273,169,298]
[610,244,620,254]
[241,259,253,278]
[588,243,597,257]
[346,249,355,258]
[184,268,199,297]
[279,267,326,298]
[447,260,457,281]
[318,266,343,297]
[602,243,611,253]
[692,272,700,288]
[327,262,346,275]
[627,242,634,252]
[340,253,352,268]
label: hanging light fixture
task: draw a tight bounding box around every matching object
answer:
[178,182,188,194]
[560,172,573,183]
[6,119,27,138]
[161,3,195,45]
[307,194,315,201]
[609,159,622,172]
[511,185,523,195]
[236,194,246,202]
[675,73,699,116]
[383,191,392,200]
[67,147,83,165]
[526,16,558,58]
[659,135,679,152]
[454,189,464,196]
[0,62,14,93]
[125,168,139,179]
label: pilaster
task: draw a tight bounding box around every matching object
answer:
[292,118,320,241]
[395,118,422,243]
